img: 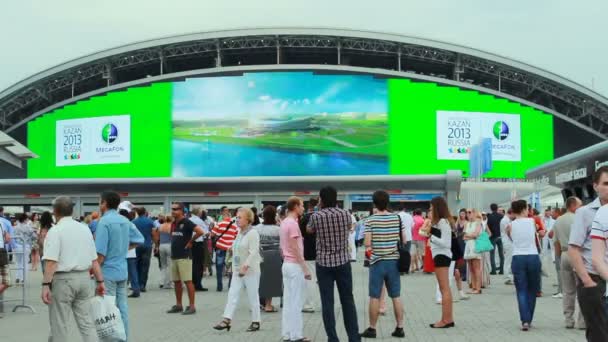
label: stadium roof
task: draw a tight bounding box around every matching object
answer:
[1,28,607,138]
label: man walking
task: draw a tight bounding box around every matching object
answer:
[487,203,504,275]
[569,166,608,341]
[210,206,238,292]
[307,186,360,342]
[96,191,144,340]
[299,198,318,313]
[500,209,515,285]
[553,196,585,329]
[166,202,205,315]
[133,207,155,292]
[41,196,105,342]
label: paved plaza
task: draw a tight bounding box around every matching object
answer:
[0,253,585,342]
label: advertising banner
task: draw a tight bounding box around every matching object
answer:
[436,110,521,162]
[55,115,131,166]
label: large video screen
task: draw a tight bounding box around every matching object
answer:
[27,72,554,179]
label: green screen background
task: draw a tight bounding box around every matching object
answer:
[27,83,172,178]
[388,79,554,178]
[27,76,554,179]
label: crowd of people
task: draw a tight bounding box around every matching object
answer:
[2,173,608,341]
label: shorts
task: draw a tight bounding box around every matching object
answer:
[368,259,401,299]
[0,264,10,286]
[433,255,451,268]
[171,258,192,282]
[413,241,425,255]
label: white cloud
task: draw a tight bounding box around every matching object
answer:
[248,81,255,88]
[258,95,271,101]
[280,101,289,110]
[315,82,348,104]
[303,98,311,105]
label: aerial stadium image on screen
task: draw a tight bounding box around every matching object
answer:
[171,72,389,177]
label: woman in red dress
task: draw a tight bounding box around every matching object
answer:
[422,220,435,273]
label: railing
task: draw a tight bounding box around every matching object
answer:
[0,236,36,315]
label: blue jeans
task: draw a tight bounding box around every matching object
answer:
[135,246,152,290]
[511,255,541,324]
[215,249,226,291]
[316,262,360,342]
[127,258,139,294]
[105,280,129,340]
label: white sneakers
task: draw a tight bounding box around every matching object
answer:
[552,293,563,299]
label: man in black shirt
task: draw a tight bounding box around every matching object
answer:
[487,203,505,275]
[166,202,205,315]
[300,198,318,313]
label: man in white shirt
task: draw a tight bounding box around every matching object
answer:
[189,207,211,291]
[398,208,414,253]
[41,196,105,342]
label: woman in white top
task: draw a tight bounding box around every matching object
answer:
[420,196,455,329]
[506,200,542,331]
[463,209,483,294]
[214,207,262,333]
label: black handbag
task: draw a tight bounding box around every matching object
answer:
[397,215,411,274]
[0,226,8,267]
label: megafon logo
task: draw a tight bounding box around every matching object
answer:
[492,121,509,141]
[101,123,118,143]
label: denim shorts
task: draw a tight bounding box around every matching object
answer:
[368,259,401,299]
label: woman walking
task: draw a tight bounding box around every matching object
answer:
[214,208,262,332]
[507,200,543,331]
[280,197,312,342]
[421,197,455,329]
[464,209,483,294]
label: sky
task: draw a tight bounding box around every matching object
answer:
[1,0,606,98]
[172,72,387,120]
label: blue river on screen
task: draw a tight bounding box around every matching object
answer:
[172,139,388,177]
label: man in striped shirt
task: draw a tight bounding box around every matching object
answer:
[360,190,405,338]
[210,207,238,292]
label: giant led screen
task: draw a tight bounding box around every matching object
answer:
[27,71,554,179]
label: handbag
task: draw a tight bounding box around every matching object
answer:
[0,225,8,267]
[475,229,494,253]
[396,214,411,274]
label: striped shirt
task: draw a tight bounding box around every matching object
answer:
[365,214,402,265]
[590,205,608,268]
[211,217,238,251]
[308,207,352,267]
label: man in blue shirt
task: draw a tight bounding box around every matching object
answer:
[133,207,155,292]
[95,192,144,340]
[0,207,14,253]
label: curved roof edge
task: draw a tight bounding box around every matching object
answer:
[1,27,607,106]
[6,64,603,140]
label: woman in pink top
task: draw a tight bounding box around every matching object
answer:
[280,196,312,342]
[411,209,426,272]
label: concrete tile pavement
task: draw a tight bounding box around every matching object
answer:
[0,254,584,341]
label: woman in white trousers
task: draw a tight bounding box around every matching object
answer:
[214,208,262,332]
[280,197,312,342]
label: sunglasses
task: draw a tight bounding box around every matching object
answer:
[171,207,182,211]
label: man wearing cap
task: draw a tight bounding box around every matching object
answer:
[96,192,144,340]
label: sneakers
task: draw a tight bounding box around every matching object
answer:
[504,279,514,285]
[166,305,183,314]
[459,292,470,300]
[360,327,377,338]
[391,327,405,338]
[521,322,530,331]
[182,306,196,315]
[552,293,563,299]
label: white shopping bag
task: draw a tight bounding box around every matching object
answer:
[89,295,127,342]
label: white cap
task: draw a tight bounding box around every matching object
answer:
[118,201,134,212]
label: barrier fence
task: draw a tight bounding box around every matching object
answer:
[0,236,36,315]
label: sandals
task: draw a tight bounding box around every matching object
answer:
[213,319,231,331]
